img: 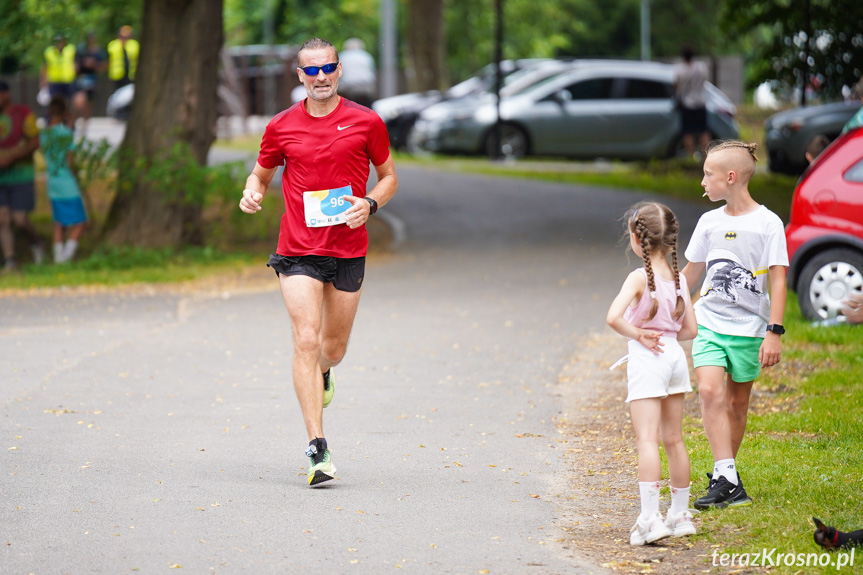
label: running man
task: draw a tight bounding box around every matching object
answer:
[238,37,397,487]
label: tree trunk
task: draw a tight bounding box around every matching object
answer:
[103,0,223,247]
[407,0,446,91]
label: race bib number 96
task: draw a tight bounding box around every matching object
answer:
[303,184,353,228]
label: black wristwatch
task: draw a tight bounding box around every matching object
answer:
[364,197,378,215]
[766,324,785,335]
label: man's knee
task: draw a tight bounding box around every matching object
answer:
[321,337,348,365]
[0,208,11,227]
[293,326,322,355]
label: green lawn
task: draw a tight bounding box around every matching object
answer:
[681,293,863,573]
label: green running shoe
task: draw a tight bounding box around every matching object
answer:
[306,443,336,486]
[322,369,335,408]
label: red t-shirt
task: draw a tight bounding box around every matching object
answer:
[257,97,391,258]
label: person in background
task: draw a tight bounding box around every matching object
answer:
[335,38,377,107]
[673,46,710,159]
[107,26,140,91]
[41,34,77,113]
[73,32,106,134]
[0,80,44,271]
[42,97,87,263]
[804,134,830,165]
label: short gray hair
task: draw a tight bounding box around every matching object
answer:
[298,38,338,66]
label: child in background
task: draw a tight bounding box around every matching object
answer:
[42,96,86,263]
[682,140,788,509]
[607,201,699,545]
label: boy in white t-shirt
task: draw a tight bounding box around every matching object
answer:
[681,140,788,510]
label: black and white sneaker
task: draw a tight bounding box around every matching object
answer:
[703,472,753,507]
[694,475,742,509]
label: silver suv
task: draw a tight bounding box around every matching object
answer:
[409,60,738,159]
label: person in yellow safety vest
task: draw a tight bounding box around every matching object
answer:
[41,34,77,105]
[107,26,140,91]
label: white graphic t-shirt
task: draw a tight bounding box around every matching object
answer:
[685,205,788,337]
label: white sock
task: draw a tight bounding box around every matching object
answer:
[53,242,66,263]
[670,485,690,515]
[63,239,79,261]
[639,481,661,520]
[714,459,738,485]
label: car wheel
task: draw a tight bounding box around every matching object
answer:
[797,248,863,321]
[485,124,528,159]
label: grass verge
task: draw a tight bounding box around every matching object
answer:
[681,293,863,573]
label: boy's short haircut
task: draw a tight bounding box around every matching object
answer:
[805,134,830,161]
[706,139,758,182]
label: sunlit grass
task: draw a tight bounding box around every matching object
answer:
[677,293,863,573]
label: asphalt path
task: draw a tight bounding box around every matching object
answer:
[1,146,710,574]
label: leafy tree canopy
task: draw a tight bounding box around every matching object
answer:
[720,0,863,98]
[0,0,141,74]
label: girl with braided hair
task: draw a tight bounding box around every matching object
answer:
[607,201,698,545]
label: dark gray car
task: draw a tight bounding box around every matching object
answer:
[764,101,862,174]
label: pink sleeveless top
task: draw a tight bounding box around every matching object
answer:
[623,268,689,338]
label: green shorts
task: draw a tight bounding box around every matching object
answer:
[692,325,762,383]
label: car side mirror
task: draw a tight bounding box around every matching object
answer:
[551,90,572,105]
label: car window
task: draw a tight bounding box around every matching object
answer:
[564,78,614,100]
[845,158,863,183]
[622,78,673,99]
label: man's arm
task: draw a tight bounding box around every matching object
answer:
[343,154,398,229]
[238,162,277,214]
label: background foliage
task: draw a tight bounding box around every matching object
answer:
[3,0,860,97]
[0,0,142,74]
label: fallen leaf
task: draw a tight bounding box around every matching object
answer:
[529,494,541,499]
[168,564,182,569]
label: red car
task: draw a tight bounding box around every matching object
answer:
[786,127,863,321]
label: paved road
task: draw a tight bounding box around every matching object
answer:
[1,159,708,574]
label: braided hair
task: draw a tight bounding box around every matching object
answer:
[706,139,759,162]
[623,201,685,322]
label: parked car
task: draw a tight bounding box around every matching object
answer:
[409,60,738,160]
[106,82,245,121]
[764,100,862,175]
[785,127,863,321]
[372,58,558,149]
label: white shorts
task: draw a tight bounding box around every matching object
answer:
[626,337,692,403]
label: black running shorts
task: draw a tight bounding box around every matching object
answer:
[267,254,365,293]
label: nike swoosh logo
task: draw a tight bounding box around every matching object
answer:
[337,124,356,131]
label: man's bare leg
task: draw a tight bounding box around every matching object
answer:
[319,282,362,373]
[279,274,326,441]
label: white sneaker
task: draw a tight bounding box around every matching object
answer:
[630,512,672,545]
[665,509,697,537]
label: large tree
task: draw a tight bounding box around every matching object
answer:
[103,0,224,246]
[407,0,446,91]
[721,0,863,99]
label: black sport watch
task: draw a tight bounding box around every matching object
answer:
[364,197,378,215]
[766,324,785,335]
